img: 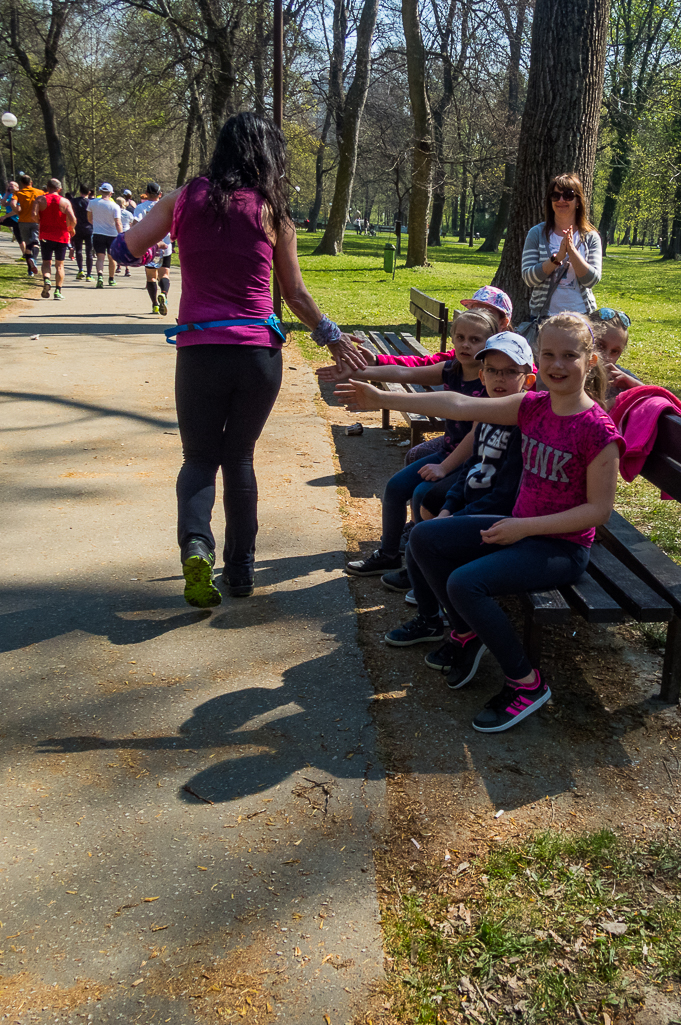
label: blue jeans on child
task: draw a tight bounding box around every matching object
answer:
[406,516,589,679]
[382,452,453,556]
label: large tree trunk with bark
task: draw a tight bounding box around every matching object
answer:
[312,0,378,256]
[492,0,610,322]
[478,1,526,253]
[402,0,432,267]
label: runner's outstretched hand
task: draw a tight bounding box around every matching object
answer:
[327,333,368,371]
[334,379,383,411]
[316,363,354,383]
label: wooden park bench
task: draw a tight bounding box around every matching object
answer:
[523,412,681,703]
[351,289,451,447]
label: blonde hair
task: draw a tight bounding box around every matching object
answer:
[538,312,607,407]
[115,196,126,207]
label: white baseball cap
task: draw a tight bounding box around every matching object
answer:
[99,182,113,193]
[475,332,534,368]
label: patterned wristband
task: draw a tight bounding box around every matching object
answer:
[310,315,342,347]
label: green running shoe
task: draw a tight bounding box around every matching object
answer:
[96,275,104,289]
[76,270,84,280]
[108,277,116,286]
[157,293,167,316]
[53,289,64,300]
[182,539,221,608]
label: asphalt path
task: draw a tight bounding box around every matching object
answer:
[0,235,385,1024]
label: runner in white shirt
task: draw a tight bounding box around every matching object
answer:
[133,181,172,316]
[87,183,122,287]
[115,197,135,277]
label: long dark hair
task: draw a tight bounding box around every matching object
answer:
[543,172,596,240]
[204,111,291,234]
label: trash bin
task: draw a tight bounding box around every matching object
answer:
[383,243,396,274]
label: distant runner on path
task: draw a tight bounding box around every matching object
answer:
[72,184,94,281]
[34,178,76,300]
[133,182,172,315]
[87,183,122,288]
[11,173,44,277]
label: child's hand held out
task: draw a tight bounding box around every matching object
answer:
[334,379,383,411]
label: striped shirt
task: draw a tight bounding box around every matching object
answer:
[521,222,601,316]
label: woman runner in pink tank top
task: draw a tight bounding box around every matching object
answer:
[115,112,367,607]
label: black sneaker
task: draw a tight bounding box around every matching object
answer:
[405,589,417,606]
[381,567,411,592]
[385,614,444,647]
[181,538,221,608]
[473,673,551,733]
[445,635,488,689]
[346,549,401,576]
[399,521,414,553]
[221,572,254,598]
[425,636,464,672]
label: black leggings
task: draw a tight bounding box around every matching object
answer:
[175,343,283,580]
[73,229,93,276]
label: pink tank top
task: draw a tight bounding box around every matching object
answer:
[39,192,70,243]
[171,179,279,348]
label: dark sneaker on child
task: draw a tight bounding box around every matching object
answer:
[472,673,550,733]
[385,614,444,647]
[181,538,222,608]
[399,521,414,553]
[425,636,464,672]
[445,635,488,689]
[405,589,417,605]
[381,567,411,592]
[346,549,401,576]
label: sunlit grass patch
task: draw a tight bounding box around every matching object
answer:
[377,830,681,1023]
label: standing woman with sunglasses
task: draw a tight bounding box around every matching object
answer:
[521,174,602,322]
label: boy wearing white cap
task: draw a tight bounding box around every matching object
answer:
[87,183,122,287]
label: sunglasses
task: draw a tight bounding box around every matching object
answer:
[550,189,576,202]
[595,307,631,330]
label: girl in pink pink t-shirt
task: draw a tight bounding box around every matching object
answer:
[334,314,625,734]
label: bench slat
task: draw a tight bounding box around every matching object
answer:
[598,510,681,615]
[401,332,433,358]
[410,288,446,321]
[410,302,444,335]
[587,543,672,622]
[521,589,571,624]
[560,573,625,623]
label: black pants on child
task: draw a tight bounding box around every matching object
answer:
[175,343,282,582]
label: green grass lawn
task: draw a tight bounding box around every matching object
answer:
[292,233,681,562]
[0,227,33,313]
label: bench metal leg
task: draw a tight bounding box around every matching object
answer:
[523,616,543,670]
[382,409,390,430]
[410,424,422,448]
[660,614,681,704]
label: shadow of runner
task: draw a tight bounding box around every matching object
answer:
[37,648,380,803]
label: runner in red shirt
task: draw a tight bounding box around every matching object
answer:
[34,179,76,299]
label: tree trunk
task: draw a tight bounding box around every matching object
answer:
[597,139,630,255]
[34,85,66,181]
[458,166,468,242]
[492,0,610,322]
[253,0,267,116]
[478,2,526,253]
[312,0,378,255]
[308,105,333,230]
[402,0,433,267]
[468,191,476,246]
[176,88,198,187]
[8,0,70,182]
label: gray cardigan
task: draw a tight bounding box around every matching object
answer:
[521,221,602,316]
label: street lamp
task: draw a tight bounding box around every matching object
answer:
[2,112,17,181]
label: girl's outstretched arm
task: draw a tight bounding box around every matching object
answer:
[319,361,444,386]
[480,441,619,545]
[334,379,523,425]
